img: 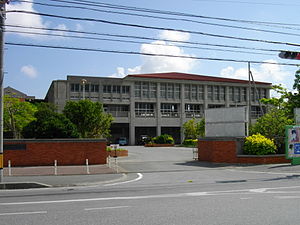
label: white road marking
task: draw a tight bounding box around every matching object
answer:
[104,173,143,186]
[275,196,300,199]
[2,185,300,206]
[0,211,47,216]
[85,206,130,211]
[227,168,300,176]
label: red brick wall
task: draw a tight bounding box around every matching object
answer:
[198,138,290,164]
[4,139,107,167]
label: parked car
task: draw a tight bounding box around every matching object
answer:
[118,137,128,146]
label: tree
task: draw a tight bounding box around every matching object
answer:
[249,108,293,153]
[63,100,113,138]
[261,68,300,119]
[3,95,37,138]
[22,103,79,138]
[183,118,205,139]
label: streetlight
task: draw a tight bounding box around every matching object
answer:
[81,79,87,100]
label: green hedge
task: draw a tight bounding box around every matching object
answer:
[152,134,174,144]
[243,134,277,155]
[182,139,198,147]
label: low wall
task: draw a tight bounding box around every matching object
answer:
[198,137,290,164]
[4,139,107,167]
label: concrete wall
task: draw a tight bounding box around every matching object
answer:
[3,139,107,167]
[198,137,290,164]
[205,107,248,137]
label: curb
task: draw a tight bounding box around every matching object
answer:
[0,182,51,190]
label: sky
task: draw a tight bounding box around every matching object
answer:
[4,0,300,98]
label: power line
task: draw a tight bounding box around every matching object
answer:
[48,0,300,28]
[7,10,300,48]
[6,29,274,56]
[7,24,285,53]
[15,0,300,37]
[6,42,300,66]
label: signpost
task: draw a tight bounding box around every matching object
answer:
[285,125,300,165]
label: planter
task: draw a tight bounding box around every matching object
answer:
[144,143,174,147]
[107,150,128,157]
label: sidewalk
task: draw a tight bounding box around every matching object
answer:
[0,164,125,189]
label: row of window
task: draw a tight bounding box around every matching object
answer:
[70,83,130,94]
[71,82,268,102]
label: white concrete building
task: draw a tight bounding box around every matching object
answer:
[45,72,271,145]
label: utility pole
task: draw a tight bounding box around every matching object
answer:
[247,62,251,136]
[0,1,6,183]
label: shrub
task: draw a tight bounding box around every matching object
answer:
[182,139,198,147]
[243,134,277,155]
[153,134,174,144]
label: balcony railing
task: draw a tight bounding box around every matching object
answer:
[185,112,204,118]
[135,111,155,118]
[161,112,180,118]
[106,111,129,117]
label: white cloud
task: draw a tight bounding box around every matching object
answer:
[158,30,190,42]
[220,60,291,84]
[6,0,68,39]
[112,30,196,76]
[6,0,47,37]
[21,65,38,78]
[109,67,126,78]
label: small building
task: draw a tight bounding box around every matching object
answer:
[4,86,35,102]
[45,72,272,145]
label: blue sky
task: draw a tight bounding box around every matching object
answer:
[4,0,300,98]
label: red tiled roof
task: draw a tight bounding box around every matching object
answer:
[126,72,271,85]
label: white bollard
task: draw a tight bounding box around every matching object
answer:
[54,160,57,175]
[86,159,90,174]
[8,160,11,176]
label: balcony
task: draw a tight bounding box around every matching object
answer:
[106,111,129,117]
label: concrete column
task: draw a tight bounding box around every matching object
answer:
[129,83,136,145]
[204,85,208,109]
[156,83,161,137]
[225,86,230,107]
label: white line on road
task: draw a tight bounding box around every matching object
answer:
[0,211,47,216]
[104,173,143,186]
[85,206,130,211]
[275,196,300,199]
[2,185,300,206]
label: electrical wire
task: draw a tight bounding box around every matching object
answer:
[6,24,288,54]
[6,29,275,56]
[6,42,300,66]
[14,0,300,37]
[6,10,300,48]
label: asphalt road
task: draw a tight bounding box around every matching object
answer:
[1,146,300,225]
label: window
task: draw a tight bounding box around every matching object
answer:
[235,87,241,102]
[167,83,174,99]
[220,86,225,101]
[161,103,179,118]
[184,84,190,99]
[135,82,141,97]
[175,84,181,99]
[198,85,204,100]
[160,83,167,98]
[214,86,219,101]
[103,85,111,93]
[70,83,80,92]
[135,103,155,117]
[191,85,197,100]
[122,86,130,94]
[185,104,204,118]
[113,85,121,93]
[142,82,149,98]
[229,87,234,101]
[207,85,213,100]
[150,83,157,98]
[242,88,247,102]
[91,84,99,92]
[104,104,129,117]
